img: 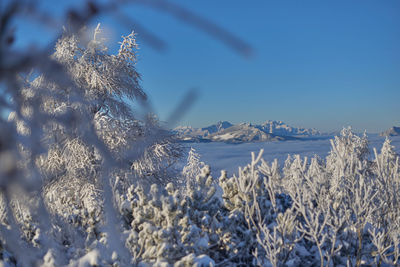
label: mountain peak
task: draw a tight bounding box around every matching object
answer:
[174,120,321,143]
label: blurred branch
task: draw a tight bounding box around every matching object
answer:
[166,88,198,128]
[127,0,253,57]
[2,0,253,57]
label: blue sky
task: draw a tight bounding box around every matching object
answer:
[11,0,400,133]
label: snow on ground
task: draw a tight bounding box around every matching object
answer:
[179,134,400,177]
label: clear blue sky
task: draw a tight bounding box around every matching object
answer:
[10,0,400,133]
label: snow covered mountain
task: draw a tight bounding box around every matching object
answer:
[256,120,320,136]
[173,120,320,143]
[173,121,233,142]
[380,126,400,136]
[202,121,233,134]
[208,123,295,143]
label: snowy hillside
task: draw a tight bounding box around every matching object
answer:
[174,120,320,143]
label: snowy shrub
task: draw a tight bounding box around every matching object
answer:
[119,166,221,265]
[181,147,205,192]
[368,138,400,266]
[276,128,400,267]
[214,128,399,267]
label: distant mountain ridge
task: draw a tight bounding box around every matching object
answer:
[255,120,320,136]
[173,120,321,143]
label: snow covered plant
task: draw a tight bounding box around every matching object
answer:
[279,128,400,267]
[215,128,400,267]
[218,150,295,266]
[181,147,205,192]
[1,25,182,266]
[368,138,400,266]
[117,166,220,266]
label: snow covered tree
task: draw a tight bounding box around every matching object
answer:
[11,24,182,187]
[182,147,205,192]
[3,24,182,266]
